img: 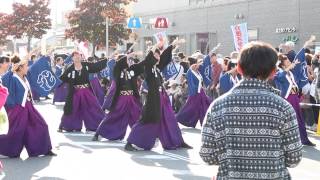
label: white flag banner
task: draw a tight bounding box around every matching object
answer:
[231,23,249,52]
[153,31,169,48]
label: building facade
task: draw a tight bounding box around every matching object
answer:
[131,0,320,56]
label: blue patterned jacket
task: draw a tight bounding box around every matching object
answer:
[200,78,302,180]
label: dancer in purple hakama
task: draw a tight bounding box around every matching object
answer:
[125,39,192,151]
[176,59,211,128]
[93,55,144,141]
[274,36,317,146]
[58,52,107,132]
[0,56,55,158]
[274,52,315,146]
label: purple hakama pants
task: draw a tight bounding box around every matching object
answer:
[96,95,142,140]
[127,91,184,150]
[286,94,313,145]
[53,83,68,103]
[176,89,211,128]
[90,78,105,106]
[0,102,52,157]
[59,87,105,131]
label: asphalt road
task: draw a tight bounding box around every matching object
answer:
[1,99,320,180]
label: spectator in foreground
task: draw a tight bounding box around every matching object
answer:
[200,42,302,180]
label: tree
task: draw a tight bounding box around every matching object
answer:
[0,13,12,45]
[9,0,51,52]
[65,0,135,55]
[0,13,8,45]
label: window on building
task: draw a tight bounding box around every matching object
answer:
[196,33,209,54]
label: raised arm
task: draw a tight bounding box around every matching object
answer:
[158,45,174,71]
[86,59,108,73]
[142,50,157,68]
[158,38,186,71]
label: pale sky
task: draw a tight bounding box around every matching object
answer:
[0,0,31,13]
[0,0,74,14]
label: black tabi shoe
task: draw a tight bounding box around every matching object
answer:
[46,151,57,156]
[57,128,63,133]
[92,134,99,141]
[125,143,138,151]
[181,142,193,149]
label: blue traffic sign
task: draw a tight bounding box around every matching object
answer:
[127,17,142,29]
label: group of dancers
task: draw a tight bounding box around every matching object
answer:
[57,39,194,151]
[0,36,317,159]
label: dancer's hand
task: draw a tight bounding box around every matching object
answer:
[209,43,221,56]
[286,59,300,71]
[304,35,316,48]
[172,38,186,47]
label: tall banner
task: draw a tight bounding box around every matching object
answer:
[154,31,168,48]
[231,23,249,52]
[199,55,212,87]
[77,41,90,59]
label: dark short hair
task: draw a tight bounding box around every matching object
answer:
[188,57,197,66]
[306,54,313,66]
[71,51,80,57]
[0,56,10,64]
[154,48,161,55]
[278,54,288,68]
[227,61,237,71]
[210,53,217,58]
[178,52,185,59]
[11,56,21,64]
[305,48,311,54]
[56,57,63,63]
[238,42,278,79]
